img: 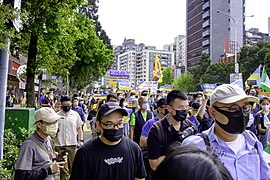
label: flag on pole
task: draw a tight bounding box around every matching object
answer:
[153,54,163,83]
[260,66,270,92]
[245,65,261,87]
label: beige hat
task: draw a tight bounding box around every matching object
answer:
[35,107,63,123]
[210,84,258,106]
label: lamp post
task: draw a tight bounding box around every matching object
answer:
[216,10,254,73]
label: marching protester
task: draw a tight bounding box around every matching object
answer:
[147,90,194,172]
[14,107,66,180]
[72,97,85,124]
[54,96,83,180]
[255,97,270,148]
[182,84,270,179]
[140,98,168,180]
[70,102,146,180]
[130,97,153,144]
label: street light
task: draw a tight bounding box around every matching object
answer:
[216,10,254,73]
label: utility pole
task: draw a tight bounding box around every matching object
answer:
[0,40,10,160]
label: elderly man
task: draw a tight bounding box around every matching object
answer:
[182,84,270,179]
[15,107,65,180]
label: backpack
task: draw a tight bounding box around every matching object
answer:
[153,118,194,147]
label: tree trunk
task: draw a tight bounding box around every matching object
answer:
[26,33,38,107]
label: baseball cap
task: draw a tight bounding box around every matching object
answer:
[156,98,167,108]
[35,107,63,123]
[97,102,128,121]
[210,84,258,106]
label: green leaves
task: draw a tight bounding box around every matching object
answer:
[238,41,270,82]
[173,72,195,93]
[159,67,173,87]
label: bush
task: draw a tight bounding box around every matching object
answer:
[0,128,28,179]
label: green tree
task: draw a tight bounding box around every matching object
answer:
[159,67,173,87]
[199,62,234,84]
[80,0,112,49]
[69,14,114,91]
[173,72,195,93]
[18,0,85,107]
[191,53,211,91]
[238,41,270,82]
[0,3,18,48]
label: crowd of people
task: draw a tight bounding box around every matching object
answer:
[13,84,270,180]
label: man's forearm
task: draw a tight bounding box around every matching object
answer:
[78,127,83,141]
[149,156,165,171]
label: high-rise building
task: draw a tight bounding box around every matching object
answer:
[118,50,137,86]
[174,35,186,69]
[245,28,270,46]
[117,45,174,87]
[186,0,245,69]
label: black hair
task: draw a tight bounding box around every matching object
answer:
[107,94,117,102]
[152,145,233,180]
[42,98,50,105]
[61,96,70,103]
[167,90,188,105]
[191,102,200,110]
[130,92,136,96]
[119,98,126,108]
[117,92,122,96]
[72,97,79,102]
[259,97,270,104]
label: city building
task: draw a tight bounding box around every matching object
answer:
[245,28,270,46]
[117,42,174,87]
[118,50,137,86]
[186,0,245,69]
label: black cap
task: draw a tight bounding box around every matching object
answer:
[141,90,148,96]
[156,98,167,108]
[97,102,128,121]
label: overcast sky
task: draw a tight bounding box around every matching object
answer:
[99,0,270,49]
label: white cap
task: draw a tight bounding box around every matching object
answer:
[35,107,63,123]
[210,84,258,106]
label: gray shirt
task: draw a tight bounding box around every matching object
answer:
[16,131,54,180]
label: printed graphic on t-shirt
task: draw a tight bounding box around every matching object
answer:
[104,157,123,165]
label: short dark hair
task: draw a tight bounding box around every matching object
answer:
[259,97,270,104]
[152,146,233,180]
[119,98,126,108]
[61,96,70,103]
[167,90,188,105]
[107,94,117,102]
[42,98,50,105]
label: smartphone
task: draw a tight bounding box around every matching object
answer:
[56,149,67,162]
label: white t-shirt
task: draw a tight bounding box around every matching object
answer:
[225,134,245,155]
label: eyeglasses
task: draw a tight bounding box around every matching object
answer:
[214,104,251,115]
[101,122,125,129]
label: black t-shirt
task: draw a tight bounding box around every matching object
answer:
[147,118,193,160]
[70,137,146,180]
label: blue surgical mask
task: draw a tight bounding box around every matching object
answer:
[142,103,148,110]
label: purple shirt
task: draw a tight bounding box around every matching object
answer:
[181,124,270,180]
[141,117,159,137]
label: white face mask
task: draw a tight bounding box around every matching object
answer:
[45,122,59,137]
[262,105,270,111]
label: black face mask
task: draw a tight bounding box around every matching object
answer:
[172,110,188,122]
[102,128,124,142]
[214,106,249,134]
[62,106,71,112]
